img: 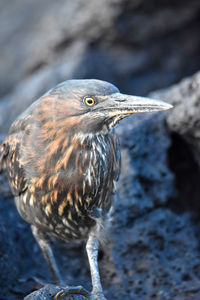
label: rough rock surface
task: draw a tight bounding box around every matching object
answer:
[151,71,200,214]
[1,1,200,300]
[151,72,200,167]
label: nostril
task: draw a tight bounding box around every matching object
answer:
[116,99,126,102]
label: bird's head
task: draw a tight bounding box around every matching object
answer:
[41,79,172,135]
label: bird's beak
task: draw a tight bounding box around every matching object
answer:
[106,93,173,117]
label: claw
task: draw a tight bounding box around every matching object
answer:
[55,285,92,300]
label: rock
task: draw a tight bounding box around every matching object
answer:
[1,0,200,133]
[24,284,60,300]
[0,195,39,300]
[111,208,200,300]
[151,71,200,168]
[1,1,200,299]
[24,284,85,300]
[116,112,174,215]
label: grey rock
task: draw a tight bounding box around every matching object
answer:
[110,208,200,300]
[24,284,59,300]
[1,0,200,133]
[116,112,174,215]
[24,284,82,300]
[151,71,200,167]
[1,1,200,299]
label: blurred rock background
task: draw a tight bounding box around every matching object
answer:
[0,0,200,299]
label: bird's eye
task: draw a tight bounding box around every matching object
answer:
[84,97,95,107]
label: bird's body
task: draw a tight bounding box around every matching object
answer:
[0,79,172,300]
[1,81,120,242]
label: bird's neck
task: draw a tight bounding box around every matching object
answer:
[74,131,112,149]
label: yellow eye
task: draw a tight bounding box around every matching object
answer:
[84,97,95,107]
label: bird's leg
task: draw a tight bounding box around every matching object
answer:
[31,225,63,285]
[31,226,93,299]
[86,234,107,300]
[55,234,106,300]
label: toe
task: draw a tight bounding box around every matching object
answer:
[54,285,92,300]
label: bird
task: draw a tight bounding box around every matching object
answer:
[0,79,172,300]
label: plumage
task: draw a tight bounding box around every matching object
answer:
[0,79,172,300]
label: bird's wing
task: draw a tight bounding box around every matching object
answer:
[0,114,32,196]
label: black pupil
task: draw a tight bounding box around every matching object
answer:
[87,99,93,105]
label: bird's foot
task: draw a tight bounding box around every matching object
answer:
[55,285,92,300]
[55,287,107,300]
